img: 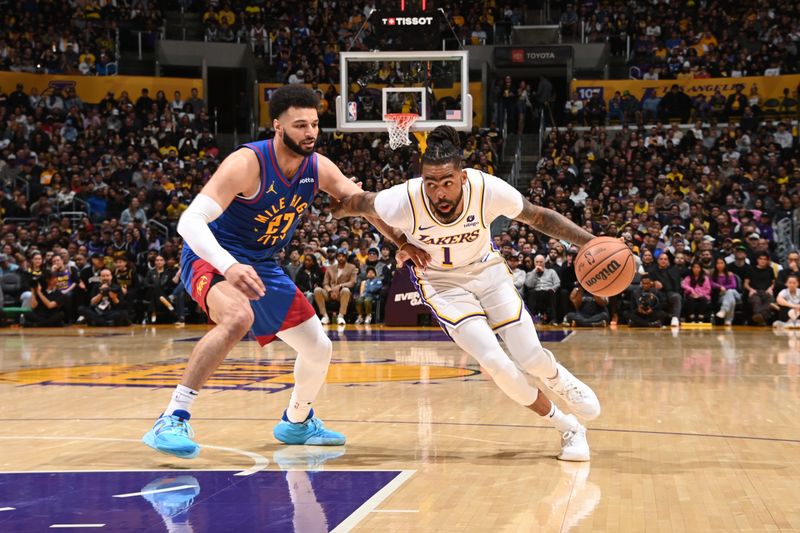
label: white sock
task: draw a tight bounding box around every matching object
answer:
[546,403,578,433]
[165,384,198,417]
[276,318,334,424]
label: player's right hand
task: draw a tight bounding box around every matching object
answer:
[396,243,431,270]
[225,263,266,300]
[329,197,347,219]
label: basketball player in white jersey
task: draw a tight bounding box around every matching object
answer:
[334,126,600,461]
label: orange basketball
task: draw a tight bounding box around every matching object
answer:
[575,236,636,297]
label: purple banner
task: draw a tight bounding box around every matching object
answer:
[384,266,432,327]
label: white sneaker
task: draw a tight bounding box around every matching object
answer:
[670,316,680,327]
[543,363,601,420]
[320,315,330,325]
[355,316,364,324]
[558,417,590,462]
[716,309,726,319]
[337,316,347,326]
[365,315,372,324]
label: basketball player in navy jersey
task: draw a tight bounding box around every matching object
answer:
[143,85,429,458]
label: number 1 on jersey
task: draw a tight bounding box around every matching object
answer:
[442,246,453,266]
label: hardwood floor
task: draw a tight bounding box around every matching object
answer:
[0,325,798,532]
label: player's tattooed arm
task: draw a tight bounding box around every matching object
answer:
[332,193,431,268]
[515,199,595,246]
[332,192,379,219]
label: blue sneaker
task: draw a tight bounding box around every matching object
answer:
[142,410,200,459]
[141,475,200,519]
[273,409,346,446]
[273,446,346,471]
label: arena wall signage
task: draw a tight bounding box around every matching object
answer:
[384,265,433,327]
[570,74,800,106]
[372,10,445,50]
[494,46,573,67]
[0,71,202,103]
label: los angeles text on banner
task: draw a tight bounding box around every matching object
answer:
[570,74,800,106]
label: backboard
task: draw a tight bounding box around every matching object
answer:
[336,50,472,133]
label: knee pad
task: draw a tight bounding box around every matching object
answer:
[476,348,515,378]
[318,334,333,358]
[500,316,556,378]
[302,324,332,362]
[517,344,555,378]
[279,318,332,361]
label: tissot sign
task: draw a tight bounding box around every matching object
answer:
[495,46,573,66]
[373,10,442,49]
[381,16,434,25]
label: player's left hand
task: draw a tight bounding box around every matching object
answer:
[396,242,431,270]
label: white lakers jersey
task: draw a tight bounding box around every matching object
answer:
[374,169,524,270]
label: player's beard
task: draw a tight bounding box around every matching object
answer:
[432,188,464,223]
[282,130,316,156]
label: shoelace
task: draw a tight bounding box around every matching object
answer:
[548,368,585,403]
[307,418,325,433]
[159,416,195,439]
[559,378,586,403]
[562,428,581,447]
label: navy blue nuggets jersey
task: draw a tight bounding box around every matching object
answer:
[180,139,319,344]
[200,139,318,263]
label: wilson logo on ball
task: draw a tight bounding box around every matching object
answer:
[584,259,621,287]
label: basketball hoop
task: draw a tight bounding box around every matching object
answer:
[384,113,419,150]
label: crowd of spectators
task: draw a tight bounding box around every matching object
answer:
[560,0,800,79]
[0,74,504,327]
[495,116,799,327]
[193,0,524,83]
[0,0,129,75]
[0,77,218,326]
[3,68,797,329]
[2,1,800,330]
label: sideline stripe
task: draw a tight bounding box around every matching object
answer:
[330,470,415,532]
[0,436,268,476]
[50,525,105,529]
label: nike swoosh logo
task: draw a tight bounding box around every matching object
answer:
[418,225,435,231]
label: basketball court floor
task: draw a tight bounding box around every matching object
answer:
[1,324,798,532]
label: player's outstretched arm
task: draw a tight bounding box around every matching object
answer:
[330,191,378,219]
[515,198,595,247]
[317,155,430,268]
[177,148,266,299]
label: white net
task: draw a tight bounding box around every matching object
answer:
[385,113,419,150]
